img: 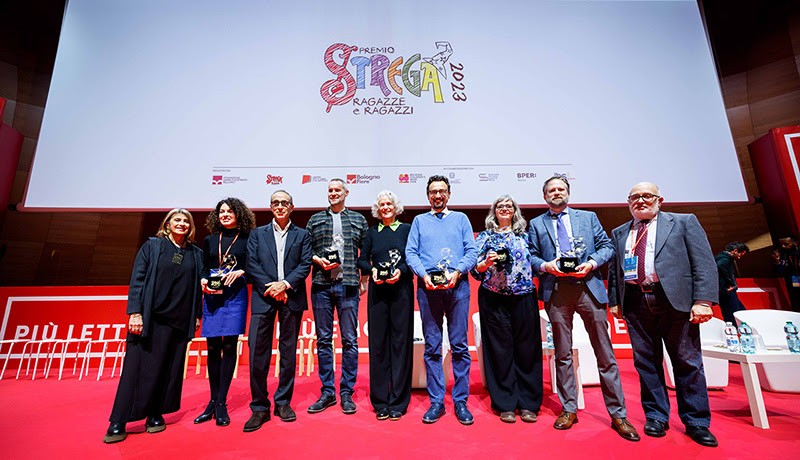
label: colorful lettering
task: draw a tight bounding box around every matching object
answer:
[320,43,359,113]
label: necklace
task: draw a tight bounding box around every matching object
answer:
[167,235,184,264]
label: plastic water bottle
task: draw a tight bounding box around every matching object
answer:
[738,322,756,354]
[724,322,741,352]
[546,322,554,349]
[785,321,800,353]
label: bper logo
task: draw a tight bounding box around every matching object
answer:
[212,175,223,185]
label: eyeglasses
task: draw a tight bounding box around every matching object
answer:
[627,194,660,203]
[496,204,514,210]
[271,200,291,208]
[428,189,449,196]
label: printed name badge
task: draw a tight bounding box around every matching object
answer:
[793,275,800,288]
[623,256,638,281]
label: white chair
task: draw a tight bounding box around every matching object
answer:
[663,317,729,389]
[0,340,28,380]
[472,313,487,388]
[411,311,451,389]
[539,309,601,386]
[734,310,800,393]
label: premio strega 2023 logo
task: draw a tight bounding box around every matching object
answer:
[320,41,467,115]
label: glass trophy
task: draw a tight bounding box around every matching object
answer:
[490,235,511,268]
[558,237,586,273]
[376,249,402,280]
[428,248,453,286]
[208,255,237,291]
[325,233,344,265]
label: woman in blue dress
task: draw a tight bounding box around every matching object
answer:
[194,197,256,426]
[471,194,542,424]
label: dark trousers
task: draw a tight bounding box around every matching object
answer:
[478,287,543,413]
[109,321,188,423]
[719,289,746,325]
[206,335,238,405]
[624,285,711,427]
[417,279,471,404]
[248,306,303,412]
[367,282,414,413]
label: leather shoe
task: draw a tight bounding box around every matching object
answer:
[376,408,389,420]
[388,410,402,421]
[341,393,357,414]
[103,422,126,443]
[643,418,669,437]
[422,403,446,423]
[499,411,516,423]
[520,410,538,423]
[243,411,270,432]
[686,426,718,447]
[553,411,578,430]
[274,404,297,422]
[144,415,166,433]
[194,401,215,424]
[611,417,641,442]
[454,401,474,425]
[215,404,230,426]
[308,393,337,414]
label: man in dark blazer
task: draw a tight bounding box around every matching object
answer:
[243,190,312,431]
[529,175,639,441]
[608,182,719,447]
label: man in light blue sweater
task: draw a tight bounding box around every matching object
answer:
[406,175,478,425]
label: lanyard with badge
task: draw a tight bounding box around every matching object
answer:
[623,221,652,281]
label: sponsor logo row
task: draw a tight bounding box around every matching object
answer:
[212,171,573,186]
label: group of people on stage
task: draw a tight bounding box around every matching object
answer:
[103,174,721,448]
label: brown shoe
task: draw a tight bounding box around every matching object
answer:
[520,410,538,423]
[499,412,516,423]
[611,418,641,442]
[553,411,578,430]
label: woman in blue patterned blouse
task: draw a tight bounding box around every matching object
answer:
[471,194,543,423]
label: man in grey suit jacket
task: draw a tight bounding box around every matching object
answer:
[608,182,719,447]
[529,176,639,441]
[244,190,312,431]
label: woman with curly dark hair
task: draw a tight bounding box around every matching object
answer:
[194,197,257,426]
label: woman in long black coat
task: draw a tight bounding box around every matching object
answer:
[103,208,203,443]
[357,190,414,421]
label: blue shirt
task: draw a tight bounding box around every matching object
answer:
[471,230,537,295]
[405,211,478,278]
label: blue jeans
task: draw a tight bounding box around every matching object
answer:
[416,279,471,404]
[311,282,359,396]
[625,285,711,427]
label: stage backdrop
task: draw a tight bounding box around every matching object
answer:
[24,0,746,211]
[0,278,788,368]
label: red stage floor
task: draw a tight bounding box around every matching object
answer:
[0,358,797,459]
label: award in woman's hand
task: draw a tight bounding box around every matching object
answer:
[376,249,402,281]
[325,233,344,265]
[428,248,453,286]
[558,237,586,273]
[208,255,237,291]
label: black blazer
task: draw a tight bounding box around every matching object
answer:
[247,222,312,313]
[126,237,203,339]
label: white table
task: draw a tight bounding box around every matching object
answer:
[542,346,584,410]
[701,346,800,429]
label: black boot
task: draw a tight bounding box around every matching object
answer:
[215,403,230,426]
[194,401,216,424]
[102,422,126,443]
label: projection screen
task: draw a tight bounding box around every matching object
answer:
[24,0,747,210]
